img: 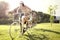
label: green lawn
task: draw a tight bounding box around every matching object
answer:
[0,23,60,40]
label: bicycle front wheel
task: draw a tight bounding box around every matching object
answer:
[9,22,21,39]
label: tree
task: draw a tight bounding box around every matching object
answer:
[0,1,9,18]
[48,5,58,27]
[48,5,54,27]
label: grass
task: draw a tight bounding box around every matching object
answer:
[0,23,60,40]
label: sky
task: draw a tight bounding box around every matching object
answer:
[0,0,60,16]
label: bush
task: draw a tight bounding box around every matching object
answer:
[0,18,13,25]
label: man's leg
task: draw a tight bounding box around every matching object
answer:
[21,16,25,35]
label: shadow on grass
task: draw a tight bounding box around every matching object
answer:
[23,28,60,40]
[0,34,4,35]
[35,28,60,34]
[24,32,49,40]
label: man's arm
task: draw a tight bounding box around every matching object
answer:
[25,5,32,12]
[16,7,20,14]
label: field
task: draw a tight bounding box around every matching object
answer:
[0,23,60,40]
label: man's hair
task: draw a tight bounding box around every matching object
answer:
[20,1,24,6]
[21,3,24,6]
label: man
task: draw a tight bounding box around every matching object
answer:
[17,1,32,34]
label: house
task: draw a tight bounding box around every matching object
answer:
[54,16,60,23]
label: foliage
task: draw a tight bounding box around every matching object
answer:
[0,18,13,25]
[48,5,58,27]
[0,1,9,18]
[36,11,50,23]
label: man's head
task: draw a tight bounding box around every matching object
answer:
[20,1,24,6]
